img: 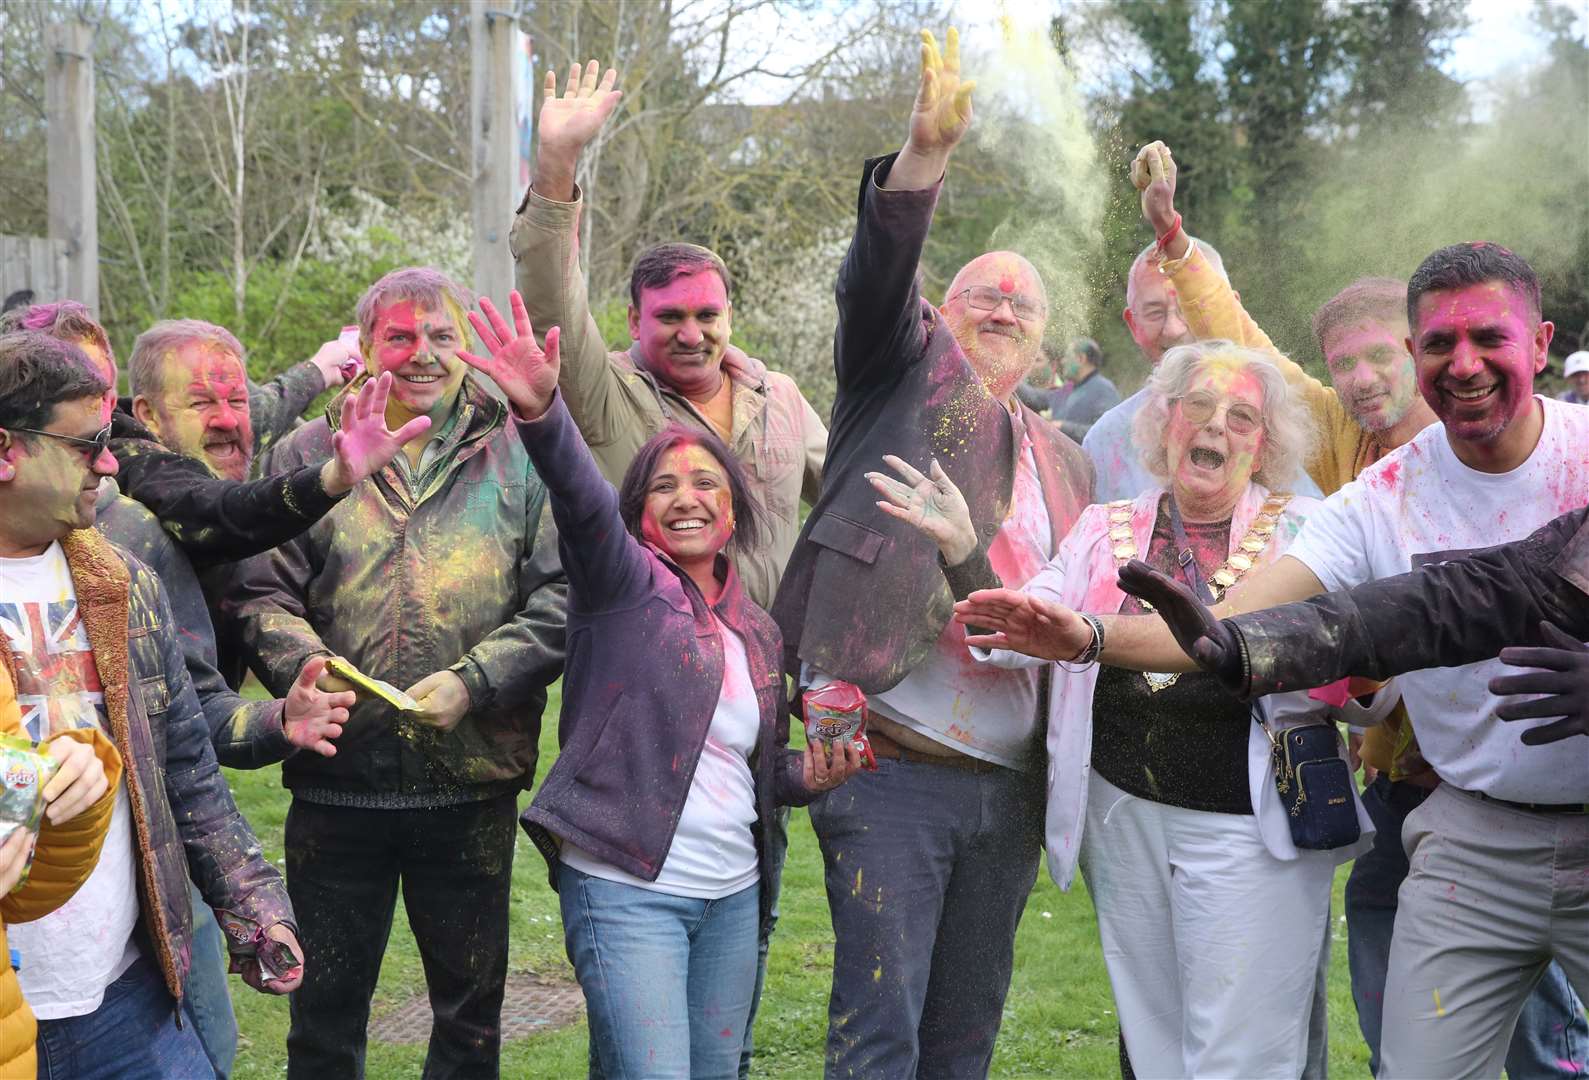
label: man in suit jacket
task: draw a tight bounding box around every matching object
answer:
[771,29,1092,1079]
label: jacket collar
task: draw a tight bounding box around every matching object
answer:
[58,530,132,753]
[326,372,507,458]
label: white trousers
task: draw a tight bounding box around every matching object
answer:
[1081,774,1335,1079]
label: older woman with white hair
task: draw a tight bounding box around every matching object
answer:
[868,340,1377,1077]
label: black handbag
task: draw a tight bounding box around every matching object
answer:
[1163,497,1359,851]
[1265,718,1361,851]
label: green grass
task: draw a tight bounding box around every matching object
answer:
[226,681,1373,1078]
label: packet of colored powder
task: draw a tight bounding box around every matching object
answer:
[0,735,61,885]
[325,657,422,713]
[336,325,363,383]
[802,680,877,771]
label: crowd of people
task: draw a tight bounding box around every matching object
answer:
[0,26,1584,1080]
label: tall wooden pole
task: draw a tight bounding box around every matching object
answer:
[45,18,98,314]
[469,1,517,309]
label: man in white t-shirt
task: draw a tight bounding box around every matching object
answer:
[0,331,301,1079]
[953,241,1589,1077]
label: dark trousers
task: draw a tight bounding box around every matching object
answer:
[809,755,1043,1080]
[284,794,518,1080]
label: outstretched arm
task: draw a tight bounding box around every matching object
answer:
[834,28,973,393]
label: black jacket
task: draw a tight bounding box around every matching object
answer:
[769,154,1092,693]
[1231,506,1589,697]
[109,407,342,567]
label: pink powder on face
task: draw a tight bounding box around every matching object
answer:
[1412,282,1542,445]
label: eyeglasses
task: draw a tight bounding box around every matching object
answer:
[5,423,114,460]
[952,285,1047,322]
[1175,392,1263,435]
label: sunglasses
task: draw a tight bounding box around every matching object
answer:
[6,423,115,460]
[1175,392,1263,435]
[952,285,1047,322]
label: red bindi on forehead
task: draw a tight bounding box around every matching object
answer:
[998,276,1016,294]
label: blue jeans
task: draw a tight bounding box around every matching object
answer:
[559,863,760,1080]
[808,754,1043,1080]
[188,883,239,1079]
[1346,775,1587,1077]
[739,805,787,1080]
[35,953,215,1080]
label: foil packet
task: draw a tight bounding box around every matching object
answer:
[325,656,422,713]
[0,735,61,886]
[217,910,301,984]
[336,325,364,383]
[801,680,877,771]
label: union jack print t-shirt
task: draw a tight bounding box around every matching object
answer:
[0,540,140,1019]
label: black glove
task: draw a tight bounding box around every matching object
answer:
[1490,621,1589,746]
[1116,559,1245,694]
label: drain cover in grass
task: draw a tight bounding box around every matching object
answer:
[368,972,585,1045]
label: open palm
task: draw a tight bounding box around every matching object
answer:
[539,60,622,157]
[458,291,561,422]
[327,372,433,491]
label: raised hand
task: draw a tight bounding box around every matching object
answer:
[867,454,978,564]
[534,60,622,201]
[1116,559,1244,690]
[282,656,354,758]
[886,28,975,190]
[458,291,562,422]
[953,588,1093,660]
[320,372,434,496]
[1490,621,1589,745]
[1129,141,1182,247]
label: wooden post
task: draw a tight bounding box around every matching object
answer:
[469,1,517,308]
[45,18,97,314]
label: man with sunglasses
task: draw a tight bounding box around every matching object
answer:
[771,30,1093,1078]
[0,331,300,1079]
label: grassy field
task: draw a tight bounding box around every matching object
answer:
[226,682,1374,1078]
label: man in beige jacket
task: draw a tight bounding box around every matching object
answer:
[509,60,827,1079]
[510,61,826,614]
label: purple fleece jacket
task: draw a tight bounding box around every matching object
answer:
[515,393,814,933]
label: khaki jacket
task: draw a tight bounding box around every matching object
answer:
[1164,244,1411,772]
[0,667,122,1077]
[511,186,827,609]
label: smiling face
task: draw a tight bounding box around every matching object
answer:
[1321,318,1420,434]
[639,442,736,567]
[1410,282,1550,447]
[141,342,254,481]
[628,270,732,399]
[2,396,118,551]
[1165,360,1267,519]
[1124,263,1194,365]
[942,252,1047,403]
[369,299,467,421]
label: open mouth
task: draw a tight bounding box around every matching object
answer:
[1188,447,1226,471]
[399,372,443,385]
[667,519,707,533]
[205,440,242,461]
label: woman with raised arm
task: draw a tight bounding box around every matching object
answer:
[870,339,1378,1077]
[458,291,860,1080]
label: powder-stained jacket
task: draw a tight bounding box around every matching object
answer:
[96,489,294,769]
[0,666,122,1077]
[515,394,813,936]
[227,374,568,803]
[109,407,343,566]
[0,530,296,1007]
[1229,504,1589,698]
[248,360,326,463]
[771,154,1094,692]
[510,185,828,610]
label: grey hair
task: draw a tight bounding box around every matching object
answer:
[128,319,247,401]
[1130,340,1317,493]
[1125,236,1229,311]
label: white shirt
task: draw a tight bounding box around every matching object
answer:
[1287,396,1589,803]
[0,542,141,1018]
[562,618,760,899]
[869,435,1054,769]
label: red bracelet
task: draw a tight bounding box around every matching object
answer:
[1155,212,1183,256]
